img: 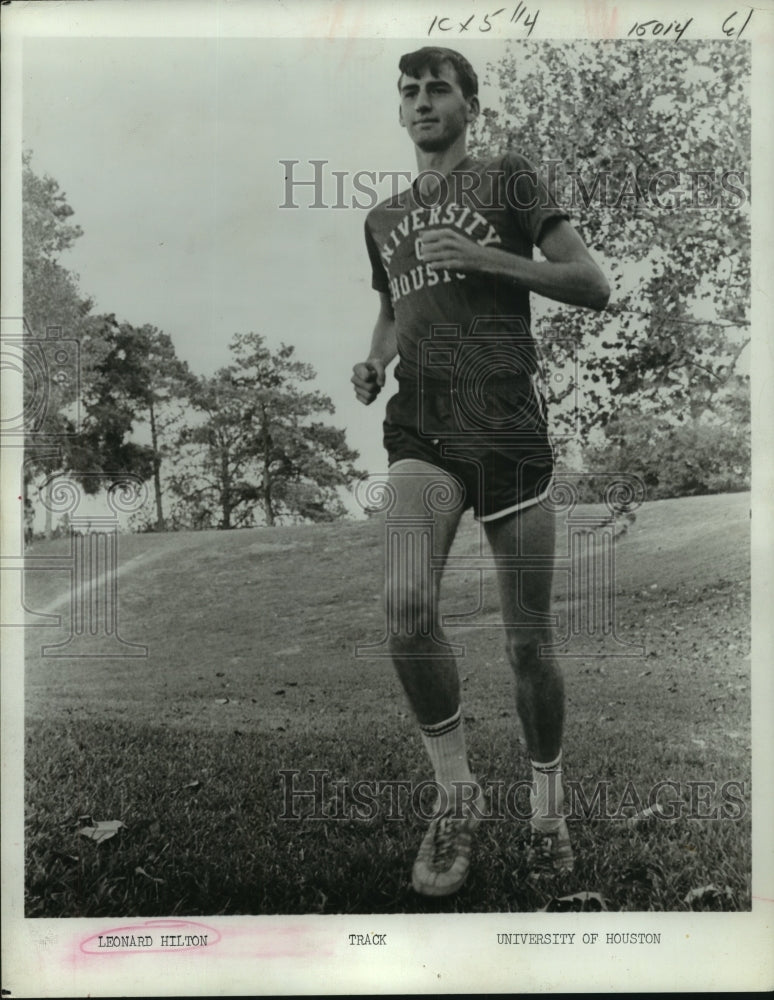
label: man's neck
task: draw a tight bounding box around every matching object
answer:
[414,136,469,178]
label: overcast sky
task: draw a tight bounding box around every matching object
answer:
[22,36,515,482]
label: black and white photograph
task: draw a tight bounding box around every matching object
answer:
[2,0,772,994]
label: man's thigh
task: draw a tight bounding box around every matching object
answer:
[386,459,467,576]
[482,501,556,625]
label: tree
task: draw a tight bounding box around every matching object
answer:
[582,385,750,500]
[85,322,193,529]
[22,154,194,530]
[471,42,750,492]
[169,370,263,530]
[22,151,100,533]
[170,333,363,528]
[61,314,153,494]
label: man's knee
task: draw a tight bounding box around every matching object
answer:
[504,629,551,673]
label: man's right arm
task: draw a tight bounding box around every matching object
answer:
[351,292,397,405]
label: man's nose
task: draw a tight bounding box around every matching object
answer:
[416,90,432,111]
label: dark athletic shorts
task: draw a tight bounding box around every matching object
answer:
[383,375,554,522]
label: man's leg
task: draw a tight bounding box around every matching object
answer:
[483,501,573,875]
[385,458,481,896]
[386,458,469,781]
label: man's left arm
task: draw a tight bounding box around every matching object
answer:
[420,220,610,311]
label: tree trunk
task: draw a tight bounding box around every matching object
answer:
[264,469,275,527]
[148,399,165,530]
[220,445,232,529]
[44,497,53,539]
[261,406,275,527]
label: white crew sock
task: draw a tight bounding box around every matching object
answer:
[530,751,565,833]
[419,708,474,805]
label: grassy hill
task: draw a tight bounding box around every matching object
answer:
[22,491,751,915]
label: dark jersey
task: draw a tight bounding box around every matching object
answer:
[364,151,568,388]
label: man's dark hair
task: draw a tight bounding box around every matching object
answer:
[397,47,478,99]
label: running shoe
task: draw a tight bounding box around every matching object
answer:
[526,818,575,878]
[411,785,483,897]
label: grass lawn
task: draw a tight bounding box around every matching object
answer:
[23,491,751,915]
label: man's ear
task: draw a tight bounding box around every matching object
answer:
[466,96,480,124]
[399,104,406,128]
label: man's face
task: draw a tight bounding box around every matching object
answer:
[398,63,479,153]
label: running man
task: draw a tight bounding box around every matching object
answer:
[352,47,610,897]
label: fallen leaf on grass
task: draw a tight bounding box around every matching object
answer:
[625,803,676,828]
[215,698,229,705]
[135,866,165,884]
[78,820,125,844]
[183,780,201,791]
[684,884,735,909]
[621,861,665,888]
[540,891,608,913]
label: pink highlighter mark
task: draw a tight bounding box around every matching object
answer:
[229,923,335,959]
[78,919,335,962]
[80,918,221,955]
[585,0,619,40]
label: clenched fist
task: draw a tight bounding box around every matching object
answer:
[351,359,386,405]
